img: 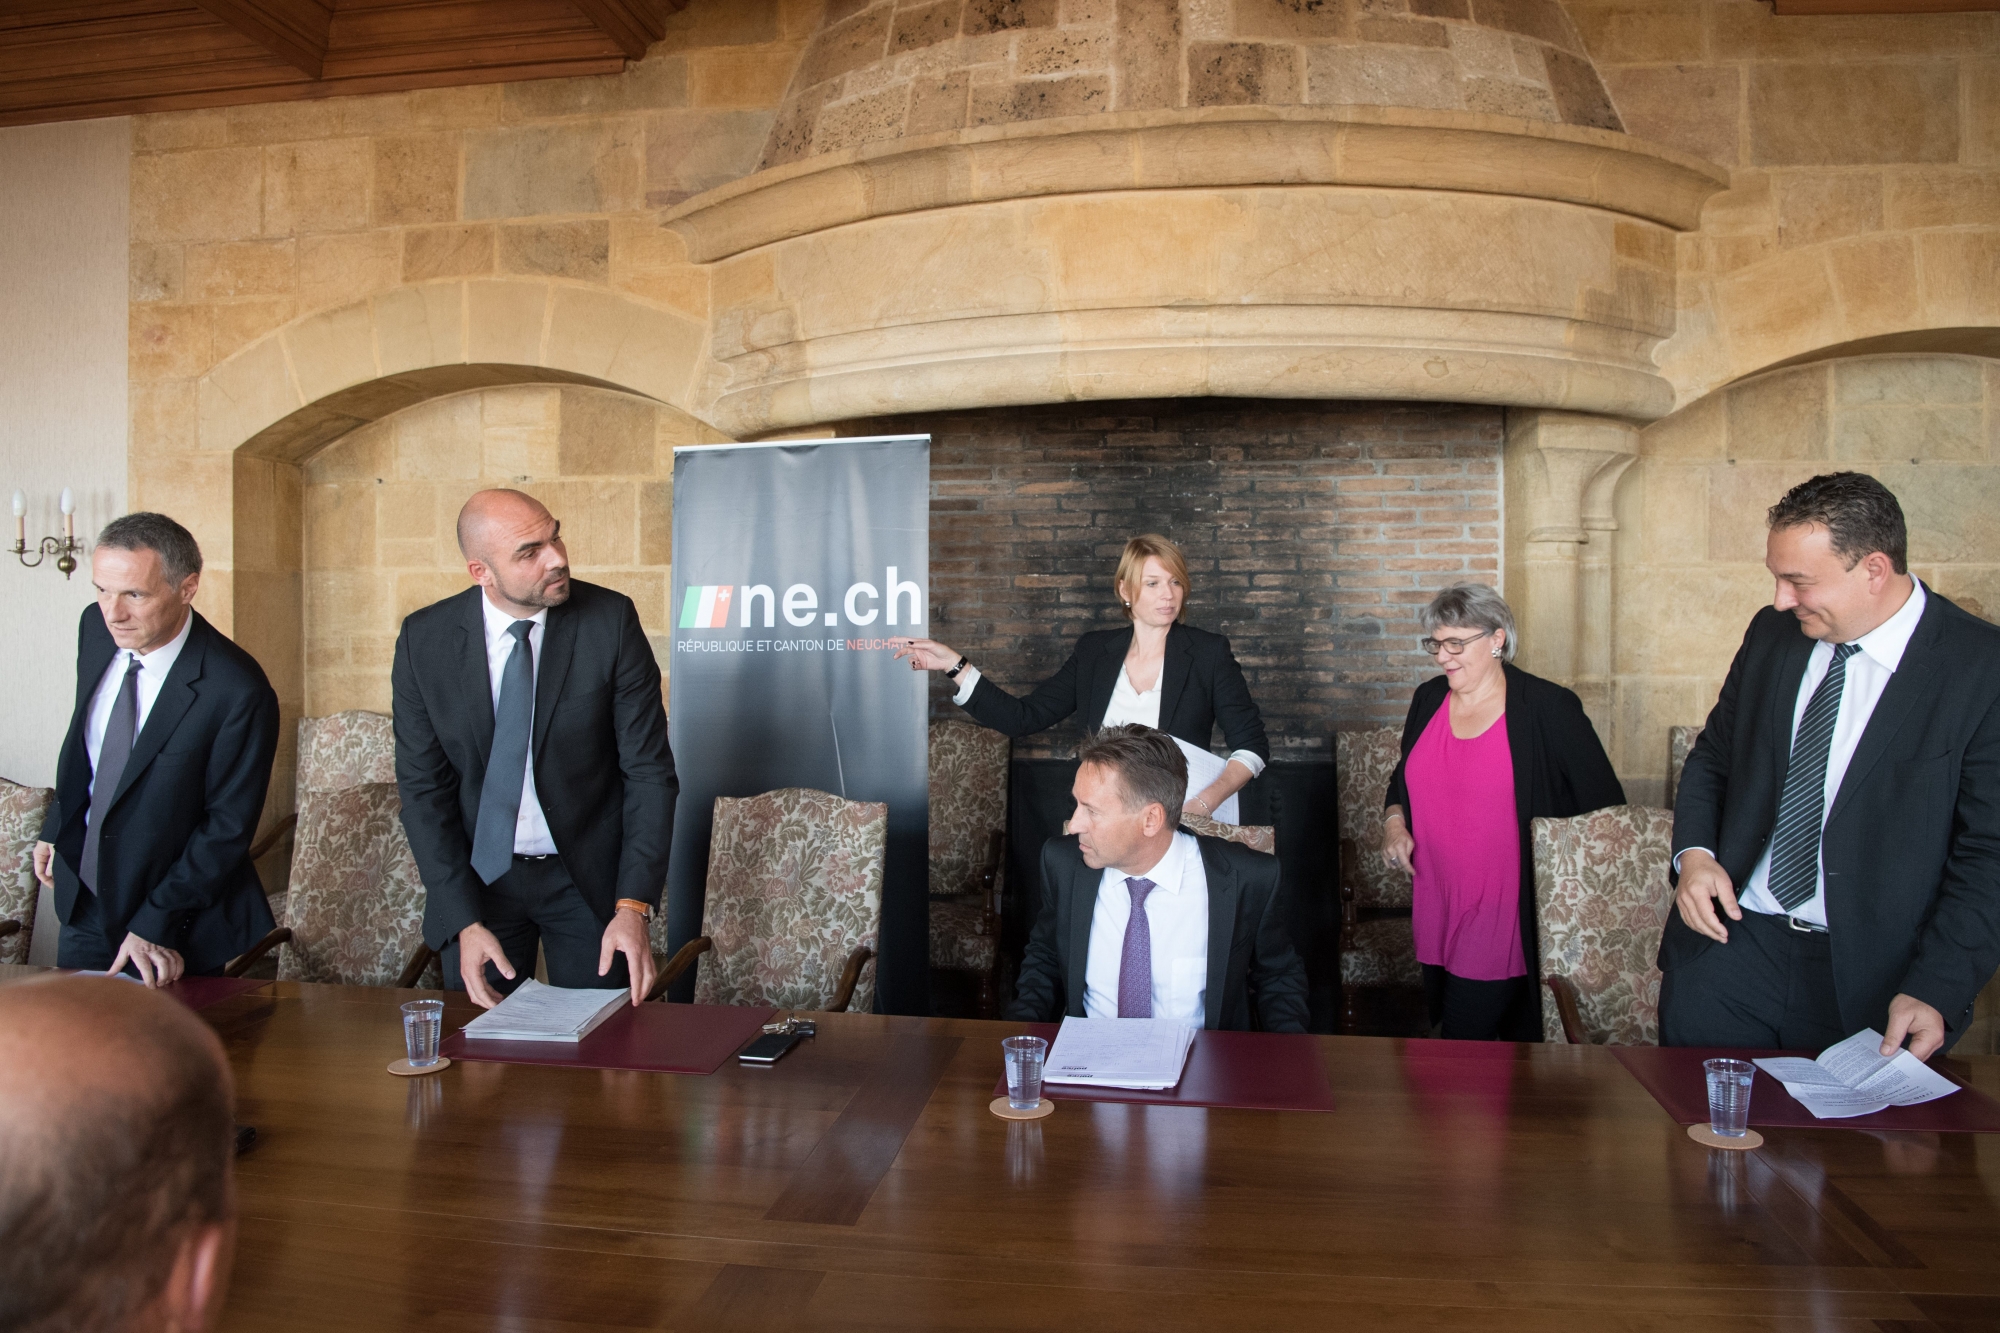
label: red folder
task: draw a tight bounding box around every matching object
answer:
[1613,1044,2000,1133]
[441,1001,775,1076]
[992,1023,1338,1113]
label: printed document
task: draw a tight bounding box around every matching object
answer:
[460,979,628,1043]
[1172,738,1240,824]
[1754,1029,1961,1119]
[1043,1015,1198,1091]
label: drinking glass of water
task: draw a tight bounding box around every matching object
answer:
[1703,1058,1755,1138]
[402,999,445,1069]
[1002,1035,1048,1111]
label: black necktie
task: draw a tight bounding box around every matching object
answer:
[80,655,143,892]
[1768,642,1862,913]
[471,620,535,885]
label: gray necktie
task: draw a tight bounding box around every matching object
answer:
[1117,877,1156,1018]
[1768,642,1862,913]
[80,655,143,892]
[471,620,535,886]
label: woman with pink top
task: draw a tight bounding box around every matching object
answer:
[1380,584,1624,1041]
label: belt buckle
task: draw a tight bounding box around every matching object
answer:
[1785,914,1823,934]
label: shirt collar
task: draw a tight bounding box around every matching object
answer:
[1844,577,1926,674]
[1112,829,1190,895]
[480,590,548,646]
[130,609,195,677]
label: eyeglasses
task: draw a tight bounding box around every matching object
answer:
[1421,633,1494,656]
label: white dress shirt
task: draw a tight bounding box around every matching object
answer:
[480,593,558,857]
[85,610,194,803]
[953,661,1266,778]
[1724,578,1928,927]
[1082,830,1210,1024]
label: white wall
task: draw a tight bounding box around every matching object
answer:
[0,118,131,959]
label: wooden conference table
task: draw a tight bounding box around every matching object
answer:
[13,969,2000,1330]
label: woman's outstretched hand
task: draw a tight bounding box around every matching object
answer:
[890,638,962,672]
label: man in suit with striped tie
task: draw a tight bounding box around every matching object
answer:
[1664,473,2000,1058]
[393,489,677,1008]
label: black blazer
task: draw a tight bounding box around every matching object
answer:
[1005,832,1309,1032]
[391,581,678,949]
[1385,664,1625,985]
[40,608,280,973]
[963,622,1269,761]
[1667,593,2000,1042]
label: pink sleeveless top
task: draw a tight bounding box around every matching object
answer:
[1406,703,1525,981]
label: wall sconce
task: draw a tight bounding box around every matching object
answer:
[13,489,84,579]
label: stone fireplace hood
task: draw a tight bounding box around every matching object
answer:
[661,106,1729,439]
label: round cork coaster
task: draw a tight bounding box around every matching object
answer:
[387,1056,451,1077]
[989,1096,1055,1121]
[1687,1123,1763,1151]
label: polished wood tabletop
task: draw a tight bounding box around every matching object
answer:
[11,969,2000,1331]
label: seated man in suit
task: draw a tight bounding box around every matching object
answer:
[0,975,238,1333]
[32,512,280,983]
[1007,724,1308,1032]
[1666,472,2000,1059]
[393,489,677,1009]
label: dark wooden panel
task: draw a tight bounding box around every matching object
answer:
[0,0,687,127]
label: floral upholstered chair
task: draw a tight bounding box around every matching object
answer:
[927,721,1010,1017]
[275,711,439,989]
[1664,725,1703,810]
[1180,811,1277,856]
[1532,805,1676,1045]
[0,777,55,965]
[1336,727,1420,1033]
[674,788,888,1013]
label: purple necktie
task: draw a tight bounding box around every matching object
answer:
[1117,877,1156,1018]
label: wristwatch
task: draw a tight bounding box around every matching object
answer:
[615,898,653,921]
[946,655,969,679]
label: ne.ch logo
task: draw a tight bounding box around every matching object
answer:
[679,569,923,630]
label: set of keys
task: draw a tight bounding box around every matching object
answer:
[761,1014,817,1037]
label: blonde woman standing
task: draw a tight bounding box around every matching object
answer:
[893,534,1268,819]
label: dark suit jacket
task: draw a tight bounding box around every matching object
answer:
[963,622,1270,761]
[1667,593,2000,1042]
[1005,832,1309,1032]
[40,608,279,972]
[391,581,678,949]
[1385,664,1626,985]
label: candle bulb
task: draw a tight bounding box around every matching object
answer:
[11,490,22,547]
[60,487,73,540]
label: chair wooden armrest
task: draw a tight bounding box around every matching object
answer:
[396,944,438,990]
[0,919,20,939]
[1338,838,1359,924]
[223,927,293,978]
[646,936,713,1001]
[829,945,875,1013]
[248,812,299,863]
[1543,974,1588,1045]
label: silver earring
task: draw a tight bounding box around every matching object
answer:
[1491,646,1502,658]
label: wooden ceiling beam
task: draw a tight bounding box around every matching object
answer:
[566,0,665,60]
[188,0,332,77]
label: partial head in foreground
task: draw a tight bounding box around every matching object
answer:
[0,975,237,1333]
[456,488,571,616]
[1765,472,1913,643]
[92,512,203,655]
[1114,534,1189,627]
[1071,724,1189,872]
[1418,582,1515,691]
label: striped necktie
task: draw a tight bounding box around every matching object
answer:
[1767,642,1862,913]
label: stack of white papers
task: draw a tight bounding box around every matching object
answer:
[1172,738,1239,824]
[459,979,628,1044]
[1754,1029,1961,1119]
[1043,1016,1197,1091]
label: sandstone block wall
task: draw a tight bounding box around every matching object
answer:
[762,0,1623,166]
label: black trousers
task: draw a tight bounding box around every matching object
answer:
[55,887,223,977]
[1658,909,1846,1051]
[1422,964,1541,1041]
[441,856,628,996]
